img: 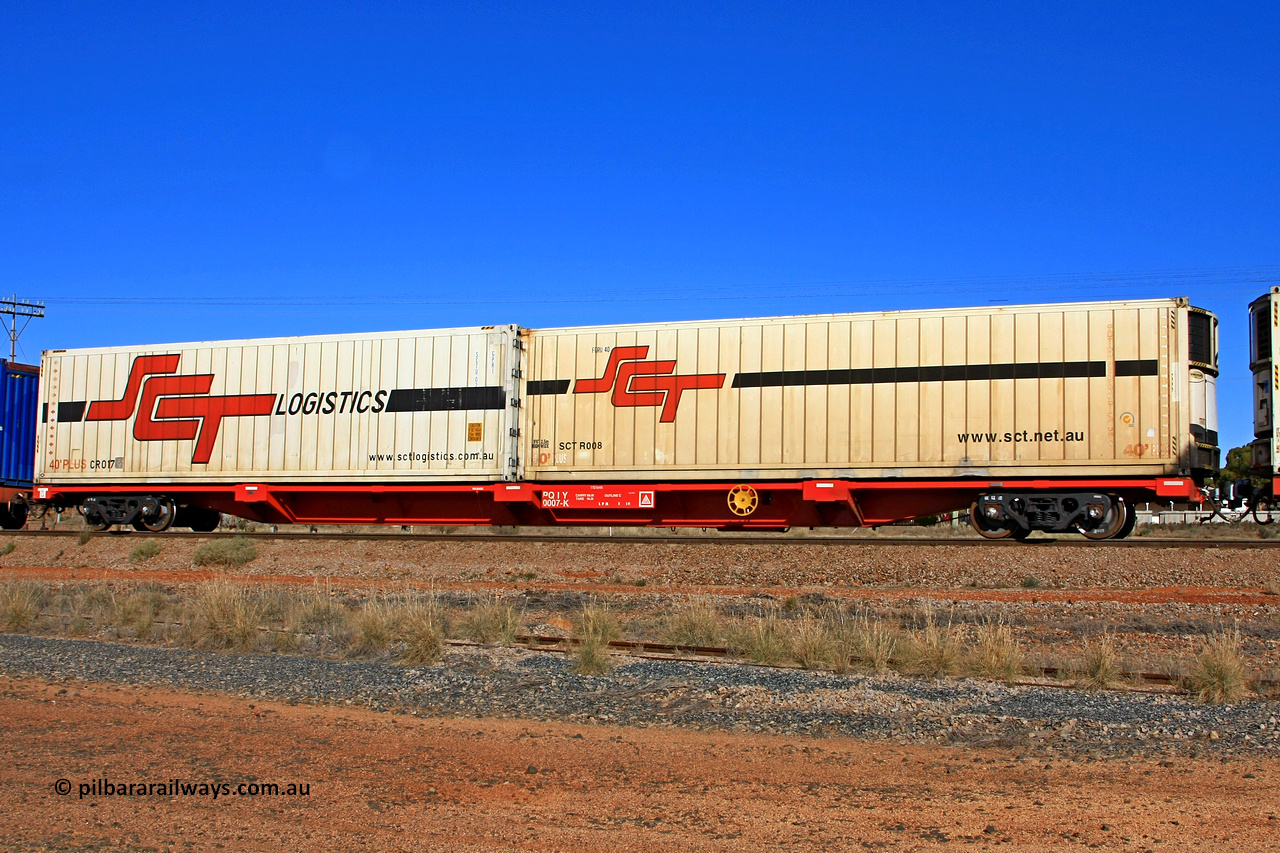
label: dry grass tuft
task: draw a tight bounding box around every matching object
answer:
[349,596,396,655]
[1078,631,1124,690]
[969,622,1023,684]
[190,579,264,651]
[662,598,723,648]
[732,611,790,665]
[901,605,960,676]
[77,529,92,546]
[74,584,118,628]
[130,540,163,563]
[789,616,836,670]
[1,581,43,630]
[576,600,622,644]
[573,634,612,674]
[193,537,257,569]
[458,593,521,645]
[396,598,445,665]
[118,589,166,637]
[1263,578,1280,597]
[570,600,622,674]
[1190,628,1249,704]
[848,612,900,673]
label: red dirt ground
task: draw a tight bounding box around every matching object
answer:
[3,675,1277,851]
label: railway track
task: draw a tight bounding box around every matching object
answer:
[507,635,1280,694]
[7,528,1280,548]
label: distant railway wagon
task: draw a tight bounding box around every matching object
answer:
[1250,287,1279,487]
[33,298,1219,539]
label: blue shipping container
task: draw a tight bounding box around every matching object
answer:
[0,360,39,489]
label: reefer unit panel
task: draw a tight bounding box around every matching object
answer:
[523,299,1208,481]
[38,327,522,486]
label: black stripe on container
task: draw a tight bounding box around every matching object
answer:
[526,379,571,395]
[57,401,87,422]
[731,360,1108,389]
[383,386,506,413]
[1114,359,1160,377]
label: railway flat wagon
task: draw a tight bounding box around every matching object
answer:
[32,298,1218,539]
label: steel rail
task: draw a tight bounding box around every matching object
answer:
[8,528,1280,548]
[505,634,1279,694]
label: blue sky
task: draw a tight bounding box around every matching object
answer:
[2,2,1276,450]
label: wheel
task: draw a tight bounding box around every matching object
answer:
[0,504,27,530]
[969,502,1019,540]
[181,505,222,533]
[136,498,176,533]
[77,504,110,531]
[1076,496,1130,540]
[1115,501,1138,539]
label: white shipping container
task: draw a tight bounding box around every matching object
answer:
[523,298,1216,481]
[38,326,523,485]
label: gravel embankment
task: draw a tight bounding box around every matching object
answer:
[5,533,1280,590]
[3,634,1276,758]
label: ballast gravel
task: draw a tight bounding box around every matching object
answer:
[2,633,1276,759]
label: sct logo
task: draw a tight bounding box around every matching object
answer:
[79,355,276,464]
[574,346,726,422]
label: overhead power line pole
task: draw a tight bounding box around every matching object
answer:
[0,295,45,362]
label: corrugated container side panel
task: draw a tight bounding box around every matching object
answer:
[801,323,825,465]
[268,346,288,469]
[1063,311,1089,461]
[541,336,563,464]
[987,314,1012,462]
[1039,313,1060,460]
[850,320,873,463]
[963,315,990,463]
[1089,310,1112,460]
[760,323,784,465]
[448,333,466,467]
[695,327,718,466]
[897,318,920,463]
[826,322,852,465]
[738,325,762,466]
[313,343,334,472]
[1012,312,1037,461]
[941,316,968,462]
[1113,309,1139,459]
[0,363,39,487]
[918,316,943,464]
[600,332,620,467]
[871,319,895,463]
